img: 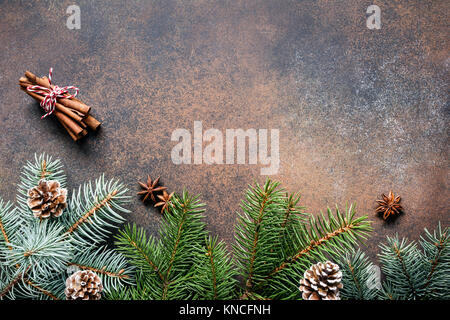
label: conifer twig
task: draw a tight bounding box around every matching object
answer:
[0,272,23,298]
[425,230,446,286]
[247,193,270,288]
[0,217,12,250]
[66,190,118,234]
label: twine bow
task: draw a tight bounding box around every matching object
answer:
[26,68,79,119]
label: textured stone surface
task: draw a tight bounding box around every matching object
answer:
[0,0,448,264]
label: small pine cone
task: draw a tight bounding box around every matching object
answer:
[65,270,103,300]
[27,179,67,219]
[299,261,343,300]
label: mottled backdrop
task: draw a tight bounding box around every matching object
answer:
[0,0,448,263]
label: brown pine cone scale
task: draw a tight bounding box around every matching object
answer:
[65,270,103,300]
[27,179,67,219]
[299,261,343,300]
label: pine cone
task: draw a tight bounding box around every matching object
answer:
[65,270,103,300]
[27,179,67,219]
[299,261,343,300]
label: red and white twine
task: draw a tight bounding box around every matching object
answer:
[26,68,79,119]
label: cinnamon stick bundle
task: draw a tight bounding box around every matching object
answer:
[19,70,101,141]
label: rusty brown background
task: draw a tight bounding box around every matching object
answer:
[0,0,448,264]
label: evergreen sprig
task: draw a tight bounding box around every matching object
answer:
[114,190,207,300]
[379,236,427,299]
[0,200,21,251]
[0,153,133,300]
[232,180,372,300]
[7,220,72,280]
[244,203,372,299]
[378,223,449,300]
[233,180,291,290]
[190,236,238,300]
[69,246,134,292]
[112,179,373,300]
[339,249,379,300]
[16,154,65,225]
[2,158,447,300]
[60,175,130,246]
[420,223,449,299]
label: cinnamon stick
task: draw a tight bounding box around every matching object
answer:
[19,81,84,123]
[58,96,91,115]
[53,111,84,138]
[21,70,102,140]
[60,121,87,141]
[20,88,84,139]
[79,129,88,138]
[25,72,50,89]
[79,120,87,129]
[59,118,79,141]
[83,115,101,131]
[25,71,91,115]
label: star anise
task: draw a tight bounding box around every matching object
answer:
[376,191,403,220]
[138,175,167,203]
[155,190,174,213]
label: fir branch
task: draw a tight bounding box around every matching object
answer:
[394,243,415,295]
[426,244,443,285]
[115,224,164,281]
[115,191,207,300]
[348,261,362,295]
[269,224,352,276]
[24,279,60,300]
[0,219,11,249]
[0,203,13,250]
[379,236,427,299]
[339,249,379,300]
[105,270,152,300]
[425,228,447,284]
[164,204,189,286]
[247,204,371,299]
[69,246,134,293]
[280,193,306,228]
[379,281,402,300]
[208,249,218,299]
[0,270,24,298]
[16,154,66,224]
[160,192,207,299]
[1,154,132,300]
[277,193,308,261]
[247,191,270,287]
[233,180,286,289]
[0,201,26,296]
[16,272,67,300]
[261,205,370,285]
[39,159,50,180]
[0,201,23,252]
[6,221,72,280]
[66,189,118,234]
[420,223,449,299]
[191,236,237,300]
[0,267,15,299]
[61,175,130,246]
